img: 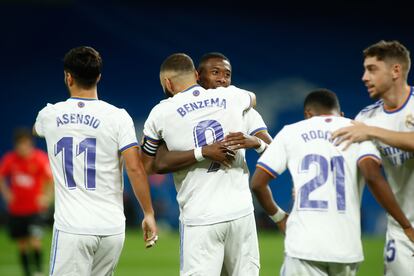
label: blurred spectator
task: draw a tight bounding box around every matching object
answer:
[0,128,53,276]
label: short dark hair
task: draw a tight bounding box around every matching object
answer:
[63,46,102,89]
[363,40,411,77]
[13,128,33,144]
[198,52,230,72]
[160,53,195,74]
[304,89,340,112]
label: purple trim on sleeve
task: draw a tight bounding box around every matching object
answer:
[249,127,268,136]
[119,142,139,152]
[257,162,279,177]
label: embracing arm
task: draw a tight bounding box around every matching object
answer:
[359,158,414,241]
[142,141,236,175]
[332,121,414,151]
[365,127,414,152]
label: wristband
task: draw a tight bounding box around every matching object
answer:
[269,208,286,223]
[194,147,205,162]
[255,138,267,154]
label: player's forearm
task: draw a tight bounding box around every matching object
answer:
[154,150,196,174]
[369,127,414,152]
[43,180,54,204]
[125,149,155,215]
[127,169,155,215]
[255,131,273,145]
[252,185,279,215]
[0,178,11,202]
[367,179,412,229]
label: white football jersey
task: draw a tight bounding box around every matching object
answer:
[257,116,381,263]
[35,98,138,235]
[244,108,268,136]
[356,87,414,239]
[143,85,254,226]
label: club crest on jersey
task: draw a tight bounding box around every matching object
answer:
[405,113,414,128]
[78,101,85,108]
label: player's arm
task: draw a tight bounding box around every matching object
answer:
[223,131,272,153]
[38,178,54,209]
[251,166,288,233]
[140,139,235,175]
[0,157,12,204]
[0,176,12,204]
[358,158,414,241]
[123,147,158,244]
[152,141,235,174]
[332,121,414,151]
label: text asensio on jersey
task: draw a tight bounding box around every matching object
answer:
[176,97,227,117]
[56,113,101,128]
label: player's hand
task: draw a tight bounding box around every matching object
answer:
[403,227,414,244]
[141,214,158,249]
[202,142,236,168]
[276,214,288,235]
[37,195,51,209]
[3,190,13,205]
[331,121,371,150]
[223,132,261,151]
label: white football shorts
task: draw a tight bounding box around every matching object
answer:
[180,213,259,276]
[49,227,125,276]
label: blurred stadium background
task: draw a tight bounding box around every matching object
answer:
[0,0,413,275]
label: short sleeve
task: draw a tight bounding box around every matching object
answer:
[357,140,382,165]
[141,105,164,156]
[256,127,288,178]
[117,109,139,153]
[34,105,50,137]
[244,108,268,136]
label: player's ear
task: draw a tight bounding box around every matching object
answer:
[194,70,199,81]
[64,71,74,87]
[304,108,312,119]
[165,78,173,93]
[391,63,402,80]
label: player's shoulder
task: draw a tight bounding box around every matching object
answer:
[219,85,253,97]
[96,99,123,111]
[357,100,383,119]
[37,101,64,115]
[95,100,133,117]
[0,151,17,162]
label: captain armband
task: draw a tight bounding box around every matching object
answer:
[141,136,160,156]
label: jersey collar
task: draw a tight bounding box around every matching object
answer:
[181,84,201,93]
[68,97,98,101]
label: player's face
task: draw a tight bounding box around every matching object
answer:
[15,138,34,157]
[362,57,394,99]
[198,58,231,89]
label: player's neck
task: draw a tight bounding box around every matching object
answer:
[70,87,98,99]
[382,83,410,109]
[177,81,198,94]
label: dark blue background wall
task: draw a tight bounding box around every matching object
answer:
[1,0,413,233]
